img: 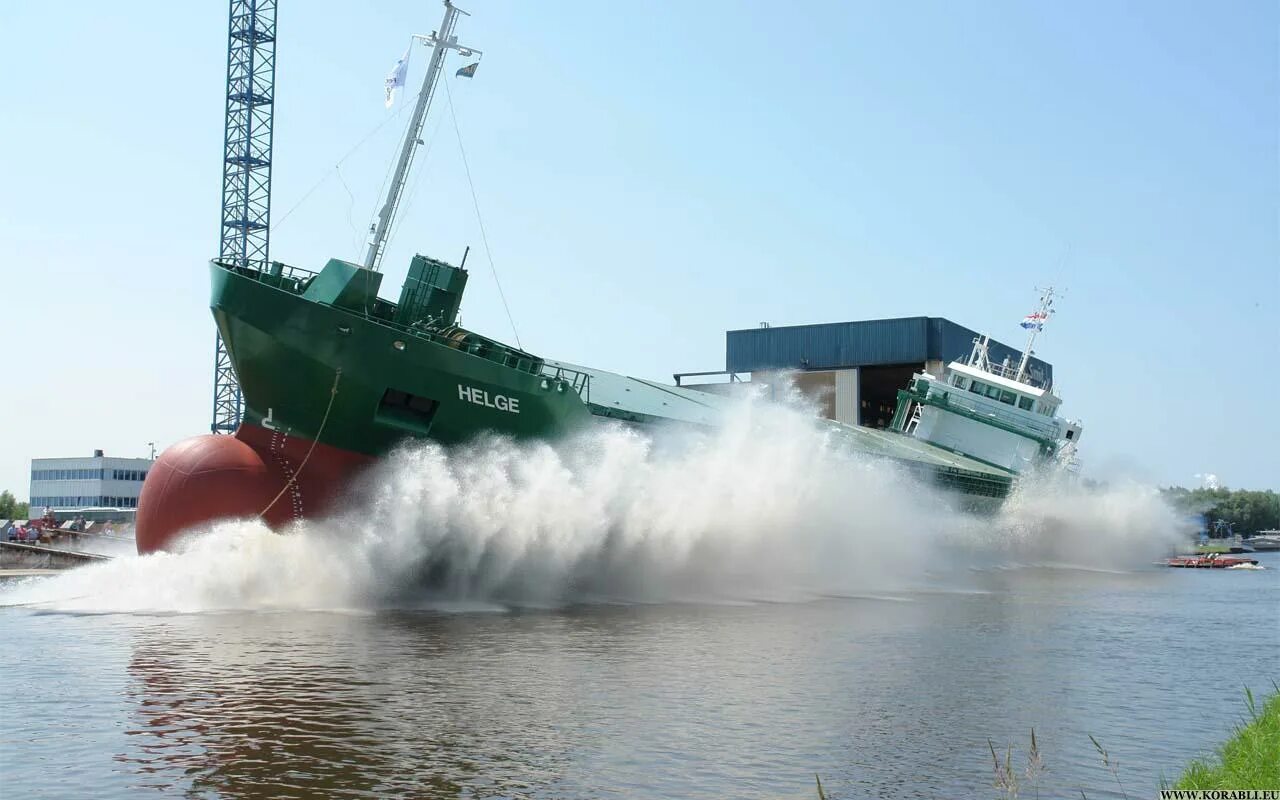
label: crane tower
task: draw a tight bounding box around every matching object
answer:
[212,0,277,434]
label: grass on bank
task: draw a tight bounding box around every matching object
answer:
[812,688,1279,799]
[1174,686,1280,791]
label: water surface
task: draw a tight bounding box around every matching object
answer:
[3,555,1276,799]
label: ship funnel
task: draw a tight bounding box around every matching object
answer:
[395,254,468,328]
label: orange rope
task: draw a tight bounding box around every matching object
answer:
[258,369,342,518]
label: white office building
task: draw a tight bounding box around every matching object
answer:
[29,450,155,513]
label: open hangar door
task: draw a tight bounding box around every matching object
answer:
[858,364,921,428]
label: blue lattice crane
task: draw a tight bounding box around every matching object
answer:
[212,0,277,434]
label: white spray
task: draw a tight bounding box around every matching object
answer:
[0,396,1187,614]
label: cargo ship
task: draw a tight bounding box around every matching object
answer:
[136,2,1081,553]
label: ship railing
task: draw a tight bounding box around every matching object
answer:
[377,317,547,380]
[981,361,1021,381]
[214,258,319,294]
[540,364,591,403]
[217,257,560,382]
[973,360,1049,389]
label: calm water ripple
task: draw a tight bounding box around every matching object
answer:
[2,558,1278,799]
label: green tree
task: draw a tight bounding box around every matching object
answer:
[1162,486,1280,535]
[0,490,31,521]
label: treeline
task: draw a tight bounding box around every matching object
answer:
[0,490,30,521]
[1162,486,1280,536]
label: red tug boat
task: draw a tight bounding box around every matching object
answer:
[1165,553,1260,569]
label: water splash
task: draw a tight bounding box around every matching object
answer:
[1,398,1187,614]
[976,471,1189,569]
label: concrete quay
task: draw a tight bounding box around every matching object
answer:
[0,541,111,570]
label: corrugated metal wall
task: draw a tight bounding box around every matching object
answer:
[726,317,1053,385]
[833,369,859,425]
[726,317,930,372]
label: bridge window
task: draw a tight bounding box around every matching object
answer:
[1018,396,1034,411]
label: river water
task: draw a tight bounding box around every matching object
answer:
[1,421,1277,798]
[1,553,1275,799]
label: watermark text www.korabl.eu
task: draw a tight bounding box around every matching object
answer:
[1159,791,1280,799]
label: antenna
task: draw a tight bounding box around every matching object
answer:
[1014,286,1057,384]
[362,1,483,271]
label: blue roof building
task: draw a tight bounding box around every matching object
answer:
[679,316,1053,429]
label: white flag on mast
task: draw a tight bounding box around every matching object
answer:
[384,45,410,108]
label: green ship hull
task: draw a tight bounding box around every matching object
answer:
[138,252,1012,553]
[212,253,1013,500]
[214,258,590,454]
[211,255,739,452]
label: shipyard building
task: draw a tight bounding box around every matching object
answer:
[29,450,155,513]
[678,316,1053,429]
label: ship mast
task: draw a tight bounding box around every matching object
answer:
[362,0,480,271]
[1014,286,1056,383]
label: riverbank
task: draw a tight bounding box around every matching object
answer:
[1174,688,1280,790]
[1195,543,1235,554]
[0,541,111,570]
[0,569,63,581]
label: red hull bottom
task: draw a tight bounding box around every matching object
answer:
[135,424,374,554]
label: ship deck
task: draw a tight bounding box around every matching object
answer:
[549,361,728,426]
[548,361,1011,484]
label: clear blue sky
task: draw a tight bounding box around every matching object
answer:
[1,0,1276,495]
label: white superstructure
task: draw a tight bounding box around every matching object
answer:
[891,289,1083,474]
